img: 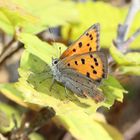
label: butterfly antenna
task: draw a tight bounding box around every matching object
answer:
[48,27,59,58]
[59,46,61,57]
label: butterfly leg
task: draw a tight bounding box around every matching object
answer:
[49,78,55,91]
[39,76,52,84]
[64,86,73,103]
[36,69,52,75]
[64,86,68,95]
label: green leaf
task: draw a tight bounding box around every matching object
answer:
[96,120,123,140]
[0,102,20,133]
[125,53,140,65]
[118,66,140,76]
[0,110,10,128]
[109,45,130,65]
[110,46,140,66]
[18,33,67,65]
[0,83,40,110]
[57,112,123,140]
[0,81,123,140]
[101,75,127,106]
[20,0,79,27]
[18,33,55,64]
[109,45,133,65]
[29,133,45,140]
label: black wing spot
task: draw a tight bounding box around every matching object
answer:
[86,72,90,78]
[87,43,90,46]
[91,65,94,69]
[94,58,97,62]
[79,42,82,48]
[88,79,92,82]
[93,70,97,74]
[96,39,98,43]
[93,26,96,29]
[96,79,101,83]
[90,54,93,58]
[67,63,70,66]
[81,58,85,64]
[95,62,98,66]
[75,61,78,65]
[73,49,76,52]
[86,33,89,36]
[97,33,99,38]
[89,47,92,51]
[89,34,93,40]
[102,73,106,78]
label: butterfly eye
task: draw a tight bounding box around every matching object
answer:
[54,60,58,64]
[52,58,59,65]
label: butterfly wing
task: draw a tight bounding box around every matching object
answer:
[60,23,100,59]
[58,51,108,83]
[61,69,105,102]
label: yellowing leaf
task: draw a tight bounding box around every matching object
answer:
[0,0,39,34]
[0,33,124,140]
[0,0,79,35]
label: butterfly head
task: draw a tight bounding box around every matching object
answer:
[52,58,59,66]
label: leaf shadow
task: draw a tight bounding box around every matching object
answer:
[27,66,90,108]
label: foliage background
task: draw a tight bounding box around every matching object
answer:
[0,0,140,140]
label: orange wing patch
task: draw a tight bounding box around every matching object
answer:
[60,23,100,59]
[61,52,107,81]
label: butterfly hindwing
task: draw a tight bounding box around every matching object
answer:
[58,51,108,82]
[60,23,100,59]
[61,68,105,102]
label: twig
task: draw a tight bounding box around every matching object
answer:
[0,134,8,140]
[0,29,6,46]
[0,38,16,57]
[121,28,140,53]
[116,0,140,45]
[0,41,20,65]
[0,27,23,66]
[124,118,140,140]
[109,0,140,65]
[10,107,55,140]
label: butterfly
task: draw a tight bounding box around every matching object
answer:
[51,23,108,103]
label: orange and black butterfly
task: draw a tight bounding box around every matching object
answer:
[51,23,108,102]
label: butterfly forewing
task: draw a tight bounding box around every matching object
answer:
[60,23,100,59]
[59,51,107,82]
